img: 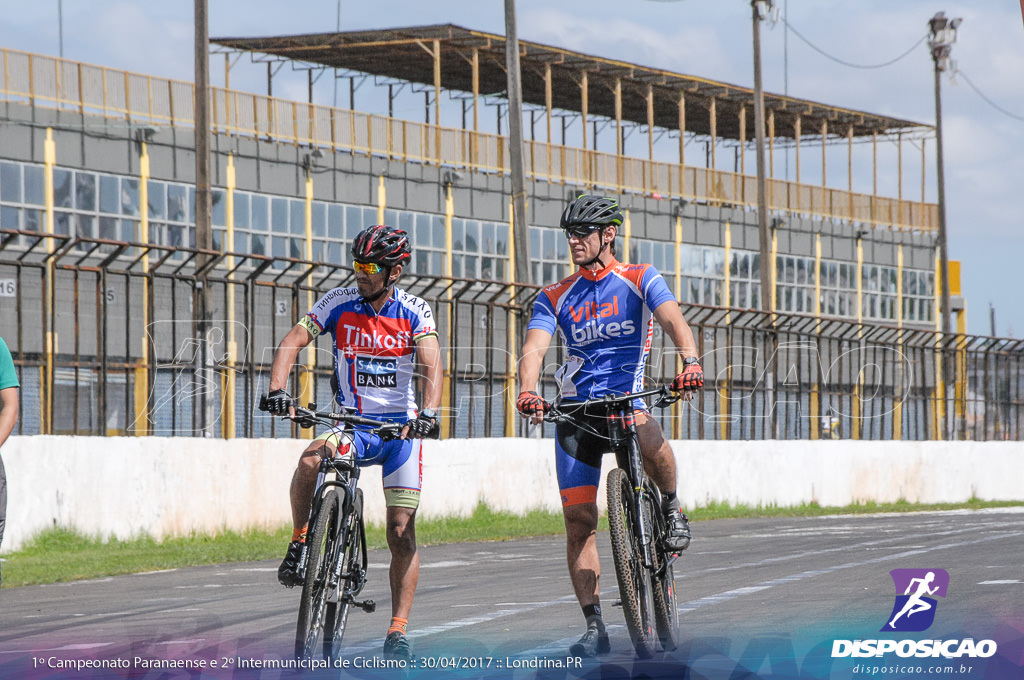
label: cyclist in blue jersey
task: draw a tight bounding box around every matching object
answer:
[516,195,704,657]
[265,224,443,661]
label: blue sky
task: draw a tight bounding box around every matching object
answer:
[2,0,1021,336]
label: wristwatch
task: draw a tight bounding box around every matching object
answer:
[683,356,700,366]
[420,408,438,420]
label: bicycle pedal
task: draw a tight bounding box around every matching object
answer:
[356,599,376,613]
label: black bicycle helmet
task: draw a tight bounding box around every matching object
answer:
[559,195,624,230]
[351,224,412,267]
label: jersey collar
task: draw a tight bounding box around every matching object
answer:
[578,256,620,281]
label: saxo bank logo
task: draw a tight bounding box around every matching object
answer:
[881,568,949,632]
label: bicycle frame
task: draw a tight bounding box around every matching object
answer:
[550,385,677,574]
[547,385,682,656]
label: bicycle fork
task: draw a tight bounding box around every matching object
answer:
[330,474,375,614]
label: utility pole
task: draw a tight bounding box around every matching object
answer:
[751,0,773,315]
[194,0,215,436]
[504,0,531,287]
[928,11,960,340]
[751,0,777,439]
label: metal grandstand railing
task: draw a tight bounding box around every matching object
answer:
[0,46,936,231]
[1,228,1019,440]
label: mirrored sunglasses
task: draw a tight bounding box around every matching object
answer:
[563,225,601,240]
[353,260,383,275]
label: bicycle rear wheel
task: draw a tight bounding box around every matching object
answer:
[296,489,340,661]
[324,488,365,662]
[607,467,657,658]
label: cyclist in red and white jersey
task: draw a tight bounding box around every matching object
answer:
[265,224,443,661]
[516,195,704,657]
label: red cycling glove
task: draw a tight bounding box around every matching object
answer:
[516,391,551,416]
[672,363,704,392]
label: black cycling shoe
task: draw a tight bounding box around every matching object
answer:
[664,508,692,552]
[277,540,304,588]
[382,631,413,661]
[569,627,611,657]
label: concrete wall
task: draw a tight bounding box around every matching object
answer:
[2,436,1021,552]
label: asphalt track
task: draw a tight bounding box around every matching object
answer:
[1,509,1022,680]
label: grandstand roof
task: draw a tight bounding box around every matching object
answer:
[212,23,930,142]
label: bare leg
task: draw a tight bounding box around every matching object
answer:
[289,439,335,530]
[635,413,676,495]
[563,502,601,607]
[386,506,419,620]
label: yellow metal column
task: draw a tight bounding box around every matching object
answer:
[677,93,686,197]
[433,39,442,165]
[133,140,151,435]
[853,235,864,440]
[442,181,454,439]
[894,245,904,440]
[545,62,552,177]
[43,128,56,433]
[297,168,316,436]
[377,175,386,225]
[720,222,731,440]
[505,199,518,437]
[672,212,683,439]
[950,260,966,437]
[810,234,821,440]
[622,210,631,263]
[223,154,237,438]
[770,229,778,317]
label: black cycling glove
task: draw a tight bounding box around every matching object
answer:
[265,388,293,415]
[404,410,438,438]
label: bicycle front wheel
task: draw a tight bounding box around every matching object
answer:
[324,488,365,663]
[296,489,340,661]
[652,547,679,651]
[607,467,657,658]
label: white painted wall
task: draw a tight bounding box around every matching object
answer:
[1,436,1021,552]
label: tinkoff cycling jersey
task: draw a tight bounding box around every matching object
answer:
[299,286,437,417]
[527,256,676,400]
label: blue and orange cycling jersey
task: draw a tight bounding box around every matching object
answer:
[527,256,676,400]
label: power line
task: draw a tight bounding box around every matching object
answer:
[955,69,1024,122]
[783,18,927,69]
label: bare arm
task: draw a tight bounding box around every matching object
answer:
[0,386,18,447]
[653,300,701,400]
[415,335,444,411]
[517,327,554,394]
[652,300,699,359]
[269,324,314,393]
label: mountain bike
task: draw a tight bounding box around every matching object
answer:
[546,385,682,658]
[259,396,403,663]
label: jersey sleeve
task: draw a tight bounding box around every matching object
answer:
[0,338,19,390]
[527,293,558,335]
[412,300,439,342]
[641,265,677,311]
[298,287,352,338]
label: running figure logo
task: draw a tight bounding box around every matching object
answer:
[881,568,950,632]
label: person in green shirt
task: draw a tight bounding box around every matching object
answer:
[0,337,20,588]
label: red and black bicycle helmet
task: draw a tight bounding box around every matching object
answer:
[559,195,624,231]
[351,224,412,267]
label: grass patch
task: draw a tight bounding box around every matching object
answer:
[2,499,1019,588]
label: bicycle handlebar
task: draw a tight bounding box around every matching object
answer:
[545,385,680,424]
[258,395,404,438]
